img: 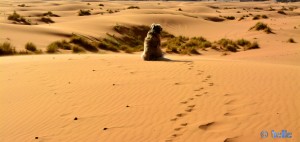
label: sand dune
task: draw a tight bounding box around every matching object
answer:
[1,54,300,142]
[0,0,300,142]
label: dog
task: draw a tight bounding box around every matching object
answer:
[142,23,163,61]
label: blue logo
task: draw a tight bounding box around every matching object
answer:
[271,130,292,138]
[260,130,268,138]
[260,130,292,139]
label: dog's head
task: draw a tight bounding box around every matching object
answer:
[150,23,162,34]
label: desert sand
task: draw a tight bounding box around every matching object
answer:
[1,0,300,142]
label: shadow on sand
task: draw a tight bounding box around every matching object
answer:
[151,57,192,63]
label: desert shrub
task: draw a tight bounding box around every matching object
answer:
[277,10,286,15]
[127,6,140,9]
[70,35,98,52]
[261,15,268,19]
[18,50,30,55]
[288,6,297,11]
[41,17,54,23]
[8,11,31,25]
[18,4,26,7]
[217,38,239,52]
[178,8,183,11]
[268,7,275,11]
[254,7,263,10]
[42,11,60,17]
[78,9,91,16]
[99,3,104,6]
[107,9,114,14]
[236,39,251,47]
[224,16,235,20]
[236,39,259,50]
[98,38,120,52]
[50,40,72,50]
[238,16,245,21]
[247,41,260,50]
[111,24,174,52]
[72,46,85,53]
[208,5,219,9]
[252,15,261,20]
[0,42,16,55]
[281,6,288,11]
[163,36,210,55]
[205,17,225,22]
[25,42,37,52]
[47,43,59,53]
[249,22,273,34]
[288,38,296,43]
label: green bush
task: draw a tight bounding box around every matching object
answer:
[249,22,273,34]
[25,42,37,52]
[217,38,239,52]
[0,42,16,55]
[247,41,260,50]
[70,35,98,52]
[236,39,251,46]
[47,43,59,53]
[50,40,72,50]
[98,40,119,52]
[72,46,85,53]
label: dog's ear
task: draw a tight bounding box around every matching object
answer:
[151,23,156,29]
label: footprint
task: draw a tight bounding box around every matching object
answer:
[195,94,202,97]
[188,105,196,108]
[172,134,181,137]
[181,123,188,126]
[174,127,182,131]
[209,83,214,86]
[185,108,193,112]
[203,92,208,94]
[224,112,230,116]
[194,88,203,91]
[174,82,180,85]
[198,122,215,130]
[225,100,235,105]
[189,98,194,100]
[207,75,211,78]
[224,136,239,142]
[180,101,188,104]
[176,113,185,117]
[170,118,177,121]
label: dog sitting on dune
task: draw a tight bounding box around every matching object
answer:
[142,23,163,61]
